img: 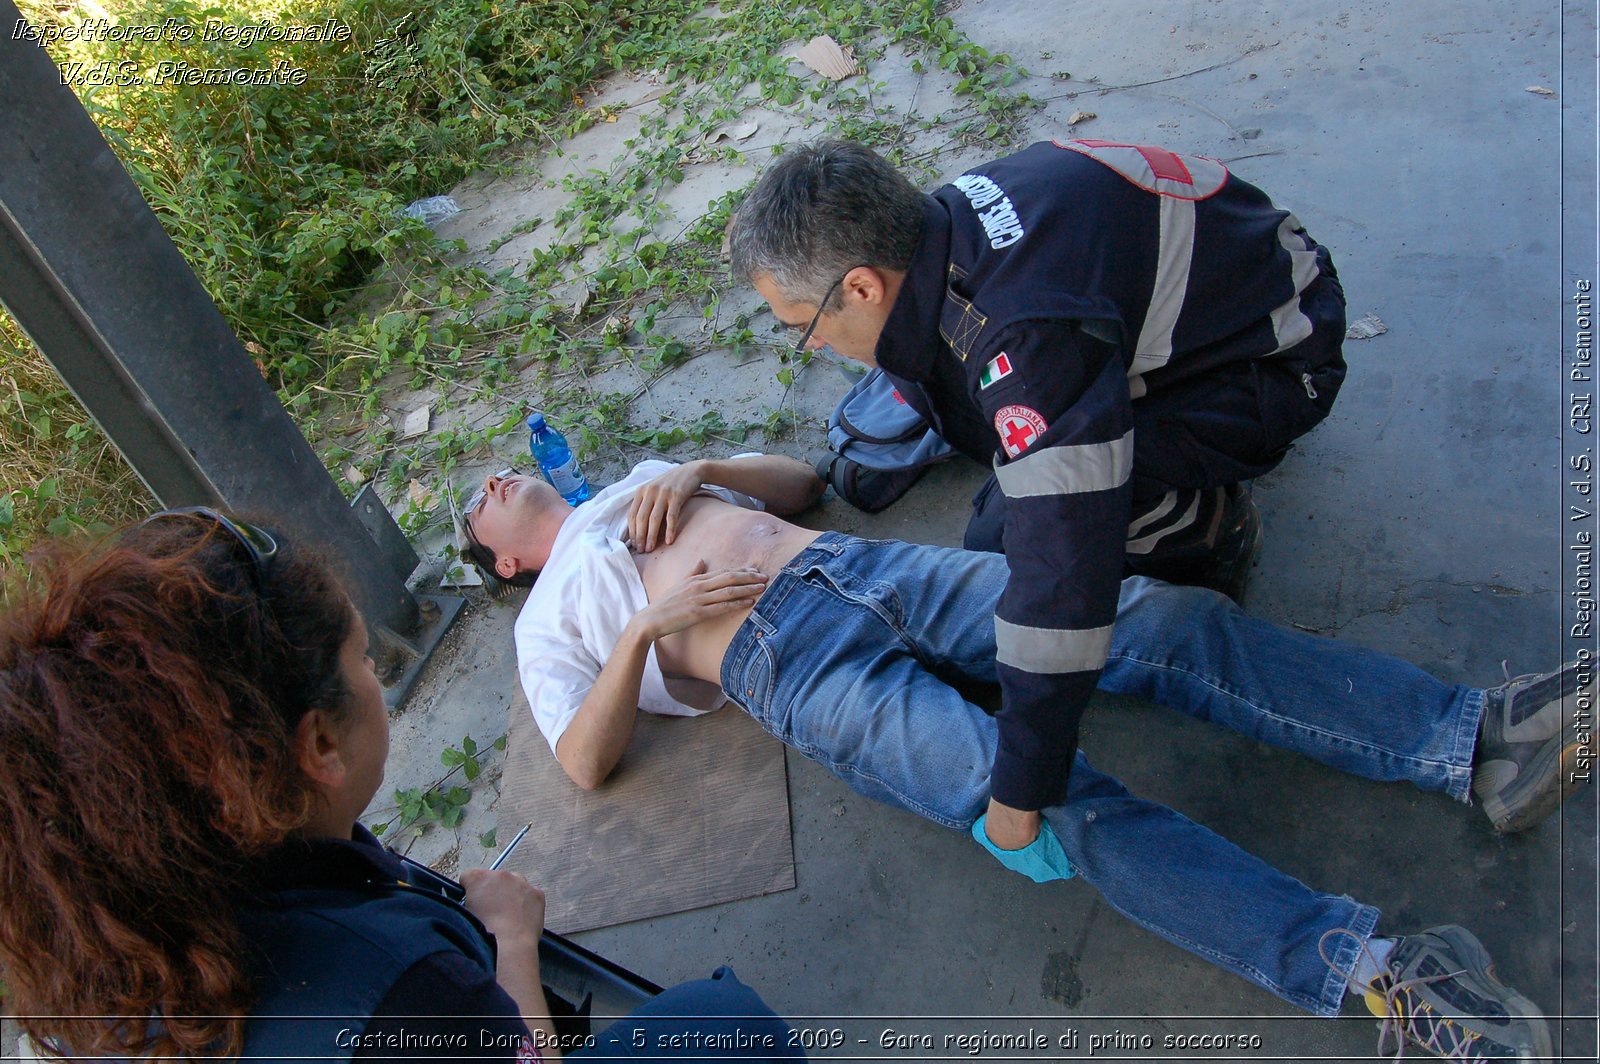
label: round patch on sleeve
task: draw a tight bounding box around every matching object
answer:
[994,404,1048,458]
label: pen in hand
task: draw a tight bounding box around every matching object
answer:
[489,822,532,871]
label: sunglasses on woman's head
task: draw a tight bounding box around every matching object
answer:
[138,506,279,587]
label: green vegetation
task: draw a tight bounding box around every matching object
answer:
[370,731,508,841]
[0,0,1032,570]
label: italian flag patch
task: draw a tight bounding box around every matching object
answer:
[980,351,1014,389]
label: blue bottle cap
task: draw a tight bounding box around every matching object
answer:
[527,412,546,433]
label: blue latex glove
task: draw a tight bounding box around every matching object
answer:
[971,814,1076,883]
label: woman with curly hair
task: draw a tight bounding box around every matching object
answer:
[0,508,558,1061]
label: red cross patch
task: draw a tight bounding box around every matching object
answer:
[995,404,1048,458]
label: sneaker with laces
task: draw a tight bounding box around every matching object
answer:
[1322,925,1553,1062]
[1473,660,1593,833]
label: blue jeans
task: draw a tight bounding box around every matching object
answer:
[720,533,1484,1017]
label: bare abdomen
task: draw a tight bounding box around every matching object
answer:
[633,497,821,684]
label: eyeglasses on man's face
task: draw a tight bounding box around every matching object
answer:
[789,266,865,358]
[462,468,518,554]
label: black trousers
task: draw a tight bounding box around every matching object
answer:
[965,286,1347,567]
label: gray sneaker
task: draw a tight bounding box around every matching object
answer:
[1473,661,1593,833]
[1323,925,1553,1062]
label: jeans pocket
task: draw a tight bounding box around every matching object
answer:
[733,633,778,729]
[800,563,905,632]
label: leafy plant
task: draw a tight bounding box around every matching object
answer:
[440,732,506,782]
[386,782,473,832]
[1,0,1033,564]
[369,731,507,837]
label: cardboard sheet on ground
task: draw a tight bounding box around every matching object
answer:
[497,697,795,932]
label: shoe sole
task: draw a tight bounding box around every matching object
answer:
[1474,666,1595,833]
[1408,925,1554,1063]
[1474,737,1589,834]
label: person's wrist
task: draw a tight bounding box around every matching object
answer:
[984,801,1041,849]
[624,610,662,645]
[491,926,543,958]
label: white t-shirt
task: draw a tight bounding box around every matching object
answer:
[514,459,766,754]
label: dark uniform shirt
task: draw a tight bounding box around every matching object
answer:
[875,139,1343,811]
[236,826,538,1062]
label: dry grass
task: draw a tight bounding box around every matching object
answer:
[0,315,152,573]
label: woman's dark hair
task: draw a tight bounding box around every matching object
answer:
[0,513,353,1059]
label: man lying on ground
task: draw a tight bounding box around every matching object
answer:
[462,454,1590,1064]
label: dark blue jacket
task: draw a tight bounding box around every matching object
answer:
[234,826,528,1062]
[876,140,1344,810]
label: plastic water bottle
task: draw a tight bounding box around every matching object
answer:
[528,412,590,505]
